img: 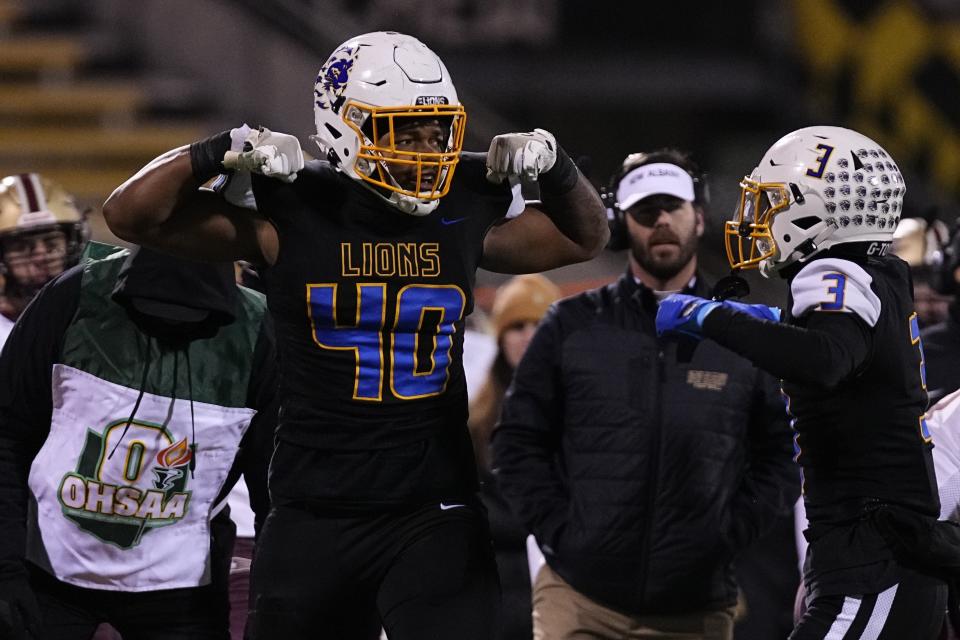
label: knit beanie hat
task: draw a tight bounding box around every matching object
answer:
[490,274,562,340]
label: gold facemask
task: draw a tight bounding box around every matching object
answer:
[724,177,791,270]
[342,101,467,202]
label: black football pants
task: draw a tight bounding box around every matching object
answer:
[790,567,946,640]
[29,566,230,640]
[248,500,500,640]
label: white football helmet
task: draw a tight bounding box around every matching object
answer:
[725,126,905,277]
[311,31,467,216]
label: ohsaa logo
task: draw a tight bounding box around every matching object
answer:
[58,419,194,549]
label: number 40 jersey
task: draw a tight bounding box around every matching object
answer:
[251,153,519,453]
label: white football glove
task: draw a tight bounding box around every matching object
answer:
[485,128,558,184]
[223,126,305,183]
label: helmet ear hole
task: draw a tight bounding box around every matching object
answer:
[784,234,792,243]
[791,216,822,230]
[322,123,342,140]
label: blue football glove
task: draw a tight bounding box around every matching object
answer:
[723,300,782,323]
[655,294,720,339]
[656,295,782,340]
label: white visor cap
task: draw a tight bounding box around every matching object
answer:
[616,163,695,210]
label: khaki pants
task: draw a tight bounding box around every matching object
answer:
[533,564,735,640]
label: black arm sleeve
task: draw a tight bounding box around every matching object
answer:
[491,308,569,551]
[725,369,801,550]
[703,306,872,389]
[0,268,81,579]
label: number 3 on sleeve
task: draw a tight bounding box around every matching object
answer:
[820,273,846,311]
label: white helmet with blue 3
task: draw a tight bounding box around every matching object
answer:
[725,126,906,277]
[311,31,467,216]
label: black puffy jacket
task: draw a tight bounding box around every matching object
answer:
[492,272,799,616]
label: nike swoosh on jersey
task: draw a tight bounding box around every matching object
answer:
[440,216,467,225]
[440,502,466,510]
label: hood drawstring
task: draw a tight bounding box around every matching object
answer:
[108,334,152,461]
[105,332,199,478]
[185,345,197,478]
[166,346,198,478]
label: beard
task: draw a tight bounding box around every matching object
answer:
[630,229,699,281]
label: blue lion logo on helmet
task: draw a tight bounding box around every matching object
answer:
[326,58,352,90]
[314,46,359,112]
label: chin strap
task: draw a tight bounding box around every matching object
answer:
[355,165,439,216]
[389,191,438,216]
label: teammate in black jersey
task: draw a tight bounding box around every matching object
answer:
[102,31,607,640]
[656,126,947,639]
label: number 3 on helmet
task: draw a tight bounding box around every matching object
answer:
[311,31,467,217]
[725,126,906,277]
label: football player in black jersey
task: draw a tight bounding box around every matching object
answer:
[656,126,949,639]
[102,31,607,640]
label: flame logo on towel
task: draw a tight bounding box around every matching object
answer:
[153,438,192,491]
[156,438,192,468]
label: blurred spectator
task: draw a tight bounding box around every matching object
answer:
[0,173,88,348]
[463,307,498,402]
[0,244,276,639]
[922,221,960,405]
[468,274,561,640]
[470,274,562,470]
[891,216,953,328]
[493,149,798,640]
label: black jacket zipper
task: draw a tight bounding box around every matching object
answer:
[637,346,666,606]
